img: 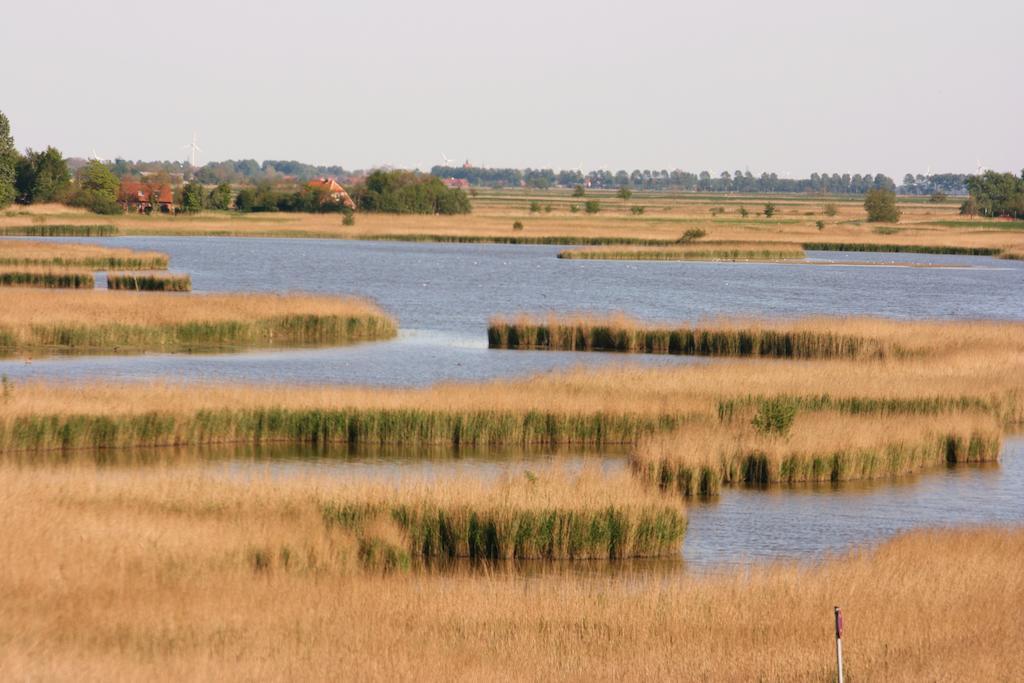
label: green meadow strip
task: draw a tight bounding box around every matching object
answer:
[323,501,687,560]
[0,408,684,453]
[0,224,118,237]
[107,272,191,291]
[0,314,396,353]
[0,270,94,289]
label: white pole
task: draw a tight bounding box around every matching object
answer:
[834,606,844,683]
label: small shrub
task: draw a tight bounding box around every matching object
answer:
[616,186,632,201]
[572,185,585,197]
[630,206,645,215]
[584,200,601,214]
[677,228,706,243]
[1,374,10,402]
[815,220,826,230]
[543,204,553,213]
[529,201,541,213]
[738,206,749,218]
[751,398,798,437]
[709,207,726,216]
[763,203,777,218]
[570,204,580,213]
[341,209,355,226]
[512,220,524,231]
[864,188,901,223]
[929,191,947,204]
[823,203,838,217]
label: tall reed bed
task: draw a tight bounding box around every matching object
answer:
[107,272,191,291]
[0,290,396,352]
[999,247,1024,261]
[802,242,1001,256]
[349,233,678,246]
[0,266,94,289]
[0,224,117,237]
[0,239,168,269]
[488,314,1024,360]
[558,242,806,261]
[632,409,1002,497]
[322,469,686,560]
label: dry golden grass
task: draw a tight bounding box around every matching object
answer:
[0,464,1020,681]
[0,238,169,269]
[4,196,1023,253]
[0,289,396,351]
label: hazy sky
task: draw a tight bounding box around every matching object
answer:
[3,0,1021,177]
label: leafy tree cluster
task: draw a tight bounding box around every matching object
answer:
[67,160,121,214]
[234,183,350,214]
[962,171,1024,219]
[430,165,896,194]
[0,112,16,208]
[899,173,969,196]
[15,147,71,203]
[352,171,471,215]
[192,159,349,185]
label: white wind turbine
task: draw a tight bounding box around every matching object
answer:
[441,153,454,167]
[184,132,202,167]
[89,149,106,163]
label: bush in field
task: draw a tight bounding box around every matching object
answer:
[584,200,601,214]
[543,204,553,213]
[677,228,706,243]
[751,398,798,437]
[570,204,580,213]
[342,209,355,226]
[512,220,523,230]
[864,188,901,222]
[180,181,205,214]
[616,186,632,201]
[738,206,749,218]
[929,191,947,204]
[572,184,585,197]
[709,206,725,216]
[763,203,777,218]
[630,206,645,215]
[529,201,541,213]
[823,203,838,217]
[816,220,826,230]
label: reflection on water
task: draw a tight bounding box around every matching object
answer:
[11,437,1021,571]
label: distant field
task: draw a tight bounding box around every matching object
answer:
[2,193,1023,256]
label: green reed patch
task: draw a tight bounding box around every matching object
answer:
[0,270,94,289]
[323,501,686,560]
[107,272,191,291]
[0,224,118,237]
[488,320,898,360]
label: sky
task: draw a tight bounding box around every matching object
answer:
[2,0,1021,178]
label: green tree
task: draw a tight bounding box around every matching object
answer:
[354,170,471,215]
[616,185,632,201]
[14,147,70,203]
[864,188,901,222]
[584,200,601,214]
[207,182,232,210]
[0,111,16,208]
[571,184,585,197]
[180,181,205,213]
[69,160,121,214]
[965,171,1024,219]
[529,200,541,213]
[763,203,776,218]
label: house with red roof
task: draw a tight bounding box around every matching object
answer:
[307,177,356,210]
[118,180,175,214]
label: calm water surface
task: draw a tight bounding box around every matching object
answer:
[1,236,1022,384]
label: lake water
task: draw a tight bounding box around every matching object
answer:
[3,236,1023,567]
[2,236,1023,385]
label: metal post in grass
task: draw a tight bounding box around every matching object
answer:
[834,606,844,683]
